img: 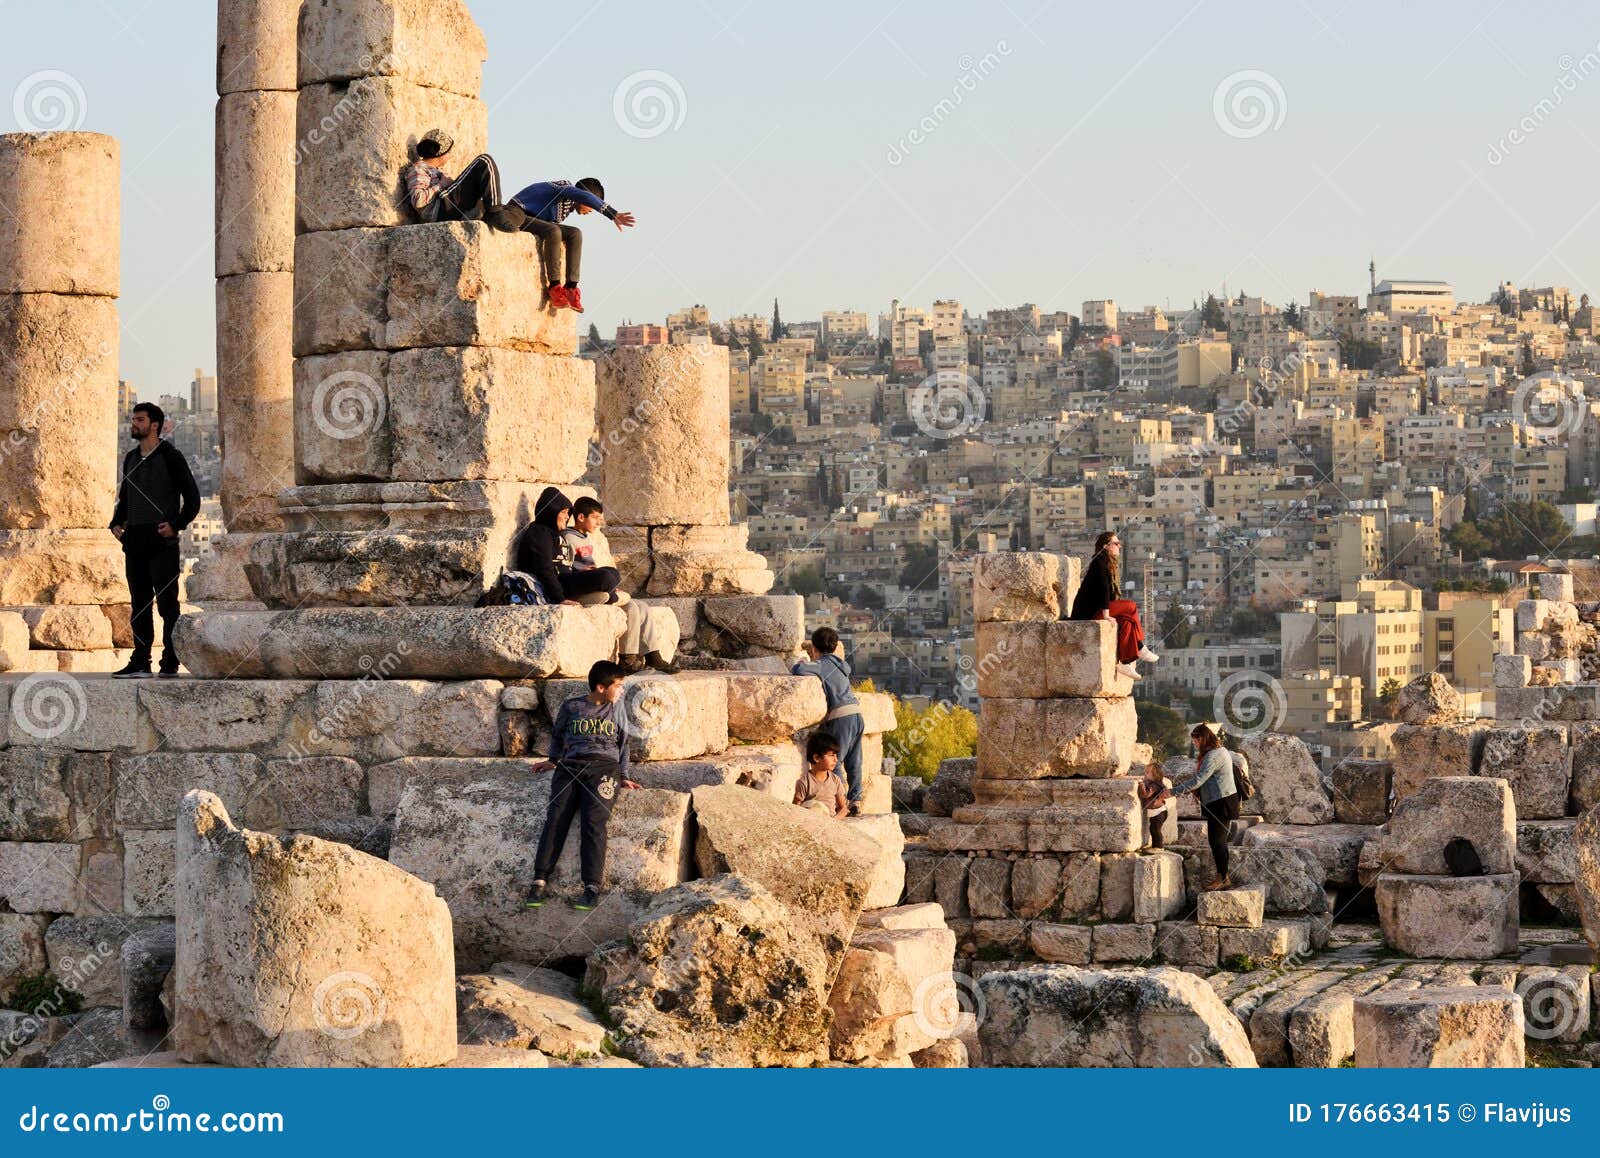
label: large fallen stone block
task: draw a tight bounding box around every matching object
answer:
[0,913,49,997]
[174,604,625,679]
[595,345,731,526]
[923,756,975,817]
[0,132,119,295]
[1197,886,1265,928]
[587,874,832,1067]
[977,965,1257,1067]
[1226,846,1330,915]
[834,924,956,1061]
[44,915,165,1009]
[1479,723,1572,819]
[715,673,826,742]
[295,77,487,232]
[1379,777,1516,876]
[1516,819,1577,884]
[388,771,693,969]
[173,791,456,1066]
[827,946,913,1062]
[1393,672,1461,725]
[1330,758,1391,825]
[1389,722,1489,801]
[1238,823,1375,889]
[700,594,805,655]
[1353,987,1524,1067]
[297,0,486,97]
[691,784,880,975]
[1236,734,1333,824]
[1375,872,1519,959]
[977,696,1137,779]
[972,552,1077,623]
[456,965,607,1060]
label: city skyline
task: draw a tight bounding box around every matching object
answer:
[5,1,1600,394]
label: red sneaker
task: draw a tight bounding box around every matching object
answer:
[566,286,585,313]
[546,284,569,310]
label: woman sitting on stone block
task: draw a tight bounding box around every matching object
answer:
[402,127,524,230]
[1069,529,1159,682]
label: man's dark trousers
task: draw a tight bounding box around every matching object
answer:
[532,759,620,888]
[123,526,181,668]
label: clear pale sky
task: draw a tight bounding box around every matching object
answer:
[4,0,1599,397]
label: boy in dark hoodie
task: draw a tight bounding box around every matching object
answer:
[525,660,638,912]
[792,627,866,815]
[513,487,618,605]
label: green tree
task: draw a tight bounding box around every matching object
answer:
[1282,300,1301,328]
[887,698,977,782]
[1200,292,1227,331]
[1135,699,1190,764]
[771,297,785,341]
[898,542,941,590]
[1451,499,1570,560]
[1091,348,1118,389]
[786,565,825,598]
[1379,678,1402,713]
[585,322,603,352]
[747,329,765,359]
[817,456,832,506]
[1159,597,1192,649]
[855,585,885,610]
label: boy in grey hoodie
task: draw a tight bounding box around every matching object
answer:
[525,660,638,911]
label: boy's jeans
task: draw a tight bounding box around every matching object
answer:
[826,713,866,803]
[532,758,620,888]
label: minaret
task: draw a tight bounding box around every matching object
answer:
[1369,258,1377,294]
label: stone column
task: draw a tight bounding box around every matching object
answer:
[191,0,301,603]
[178,0,627,678]
[0,132,126,671]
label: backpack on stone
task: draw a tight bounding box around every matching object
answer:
[475,569,546,607]
[1230,748,1256,803]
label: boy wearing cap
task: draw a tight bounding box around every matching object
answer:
[403,128,523,229]
[508,178,636,312]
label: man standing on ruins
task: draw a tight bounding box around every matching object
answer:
[109,402,200,678]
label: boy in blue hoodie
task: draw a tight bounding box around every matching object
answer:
[525,660,638,912]
[792,627,866,816]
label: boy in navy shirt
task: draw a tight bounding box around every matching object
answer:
[525,660,638,912]
[509,178,636,312]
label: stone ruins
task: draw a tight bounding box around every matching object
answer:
[1,0,1598,1070]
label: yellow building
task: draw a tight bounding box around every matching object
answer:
[1281,670,1364,733]
[1425,596,1512,690]
[1280,580,1426,709]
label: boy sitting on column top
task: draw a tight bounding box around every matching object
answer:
[509,178,636,313]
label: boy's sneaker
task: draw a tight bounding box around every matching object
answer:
[573,884,602,912]
[566,286,585,313]
[847,800,862,817]
[546,284,570,310]
[524,880,549,908]
[112,660,153,679]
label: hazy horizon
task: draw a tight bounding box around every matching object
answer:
[4,0,1600,396]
